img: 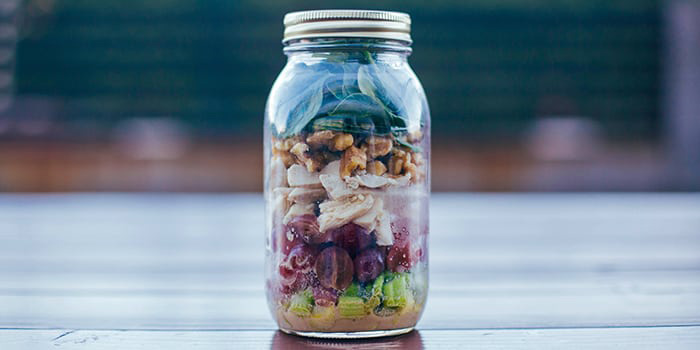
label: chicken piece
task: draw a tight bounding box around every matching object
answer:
[319,160,354,199]
[353,197,383,232]
[283,202,316,224]
[319,174,353,200]
[340,145,367,178]
[270,187,293,225]
[269,156,288,189]
[355,174,390,188]
[321,160,341,177]
[318,194,374,232]
[374,210,393,246]
[288,187,326,203]
[353,197,393,246]
[287,164,322,188]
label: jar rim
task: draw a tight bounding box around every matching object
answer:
[283,9,412,44]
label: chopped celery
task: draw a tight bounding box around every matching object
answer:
[343,282,360,297]
[338,295,366,318]
[309,305,336,330]
[288,289,314,316]
[382,273,412,308]
[365,274,385,311]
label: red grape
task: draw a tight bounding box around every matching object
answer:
[329,223,373,257]
[354,248,385,283]
[312,284,339,307]
[279,226,305,256]
[390,219,411,246]
[278,244,317,294]
[288,214,330,244]
[314,246,354,290]
[386,243,412,272]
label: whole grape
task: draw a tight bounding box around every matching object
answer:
[278,244,316,293]
[314,246,354,290]
[288,214,330,244]
[354,247,385,283]
[386,243,412,273]
[329,223,373,257]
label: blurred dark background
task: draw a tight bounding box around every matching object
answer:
[0,0,698,192]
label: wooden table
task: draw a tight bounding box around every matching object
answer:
[1,193,699,349]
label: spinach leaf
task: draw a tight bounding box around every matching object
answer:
[277,74,328,138]
[394,133,423,153]
[310,114,391,136]
[358,64,412,132]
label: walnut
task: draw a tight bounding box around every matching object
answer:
[290,142,322,172]
[273,151,295,167]
[273,136,300,152]
[404,161,418,180]
[306,130,336,149]
[331,133,354,151]
[306,130,354,152]
[340,145,367,178]
[367,160,387,176]
[407,130,423,143]
[364,136,393,158]
[412,152,425,167]
[389,157,404,175]
[388,148,407,175]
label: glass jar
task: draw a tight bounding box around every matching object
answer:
[264,10,430,338]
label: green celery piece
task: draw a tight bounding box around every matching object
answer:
[382,273,411,309]
[309,305,336,330]
[288,289,314,317]
[338,296,366,318]
[344,282,360,297]
[365,274,385,311]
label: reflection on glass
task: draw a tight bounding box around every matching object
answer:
[270,329,423,350]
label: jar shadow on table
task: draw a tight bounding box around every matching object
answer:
[270,329,423,349]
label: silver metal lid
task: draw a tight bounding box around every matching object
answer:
[283,10,412,44]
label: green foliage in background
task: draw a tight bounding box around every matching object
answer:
[15,0,659,140]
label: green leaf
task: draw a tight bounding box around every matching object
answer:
[394,133,423,153]
[288,289,314,316]
[278,75,327,138]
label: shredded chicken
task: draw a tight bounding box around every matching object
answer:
[283,202,316,224]
[288,187,326,203]
[353,197,394,246]
[318,194,374,232]
[287,164,322,188]
[269,156,288,189]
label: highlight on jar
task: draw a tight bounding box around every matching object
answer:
[263,10,430,338]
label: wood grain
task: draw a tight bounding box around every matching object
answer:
[0,194,699,348]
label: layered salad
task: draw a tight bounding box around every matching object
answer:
[265,49,429,333]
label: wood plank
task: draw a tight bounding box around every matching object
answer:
[2,326,699,350]
[0,194,698,330]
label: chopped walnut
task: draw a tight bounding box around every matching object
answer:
[290,142,322,172]
[367,160,387,176]
[340,145,367,178]
[271,149,295,167]
[306,130,335,149]
[413,152,425,167]
[306,130,354,152]
[364,136,393,158]
[273,136,301,152]
[331,133,354,151]
[404,161,418,180]
[407,130,423,143]
[388,148,407,175]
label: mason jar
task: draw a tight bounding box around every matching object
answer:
[264,9,430,338]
